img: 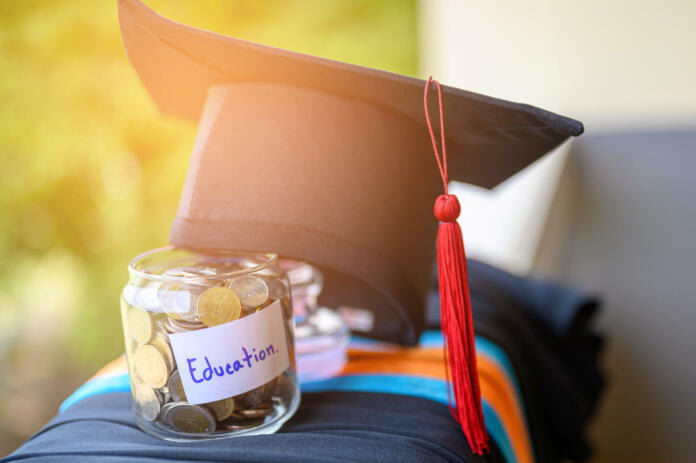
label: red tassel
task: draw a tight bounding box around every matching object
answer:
[425,77,489,454]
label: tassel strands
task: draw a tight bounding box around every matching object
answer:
[424,77,489,454]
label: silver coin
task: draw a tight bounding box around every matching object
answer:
[160,402,177,424]
[159,388,170,404]
[157,277,205,322]
[163,403,216,434]
[228,275,269,308]
[167,370,187,402]
[135,383,162,422]
[158,282,184,314]
[175,285,205,323]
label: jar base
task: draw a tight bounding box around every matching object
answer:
[135,388,301,441]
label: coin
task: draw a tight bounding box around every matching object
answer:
[161,282,204,322]
[159,387,171,404]
[160,402,177,424]
[228,275,270,308]
[156,318,174,334]
[178,286,206,322]
[205,397,235,421]
[128,307,154,345]
[266,278,287,299]
[135,383,162,422]
[159,282,183,320]
[168,317,205,332]
[262,377,278,401]
[242,297,274,317]
[222,411,246,422]
[124,334,137,354]
[196,286,241,327]
[134,281,162,312]
[150,332,175,372]
[235,385,265,409]
[239,402,273,419]
[168,370,187,402]
[164,403,216,434]
[134,344,170,389]
[218,417,265,431]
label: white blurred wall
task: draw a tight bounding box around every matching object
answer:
[419,0,696,461]
[420,0,696,131]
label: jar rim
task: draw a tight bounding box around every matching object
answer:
[128,246,278,282]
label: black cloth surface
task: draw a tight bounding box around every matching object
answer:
[2,391,504,463]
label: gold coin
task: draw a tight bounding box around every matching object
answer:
[218,417,265,431]
[242,298,274,317]
[168,317,205,332]
[128,307,154,345]
[155,319,174,334]
[228,275,270,308]
[150,332,175,372]
[262,377,278,401]
[223,411,246,422]
[134,344,170,389]
[205,397,235,421]
[239,405,272,419]
[235,385,265,409]
[196,286,241,327]
[168,370,187,402]
[166,404,216,433]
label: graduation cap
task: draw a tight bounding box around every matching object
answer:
[118,0,583,452]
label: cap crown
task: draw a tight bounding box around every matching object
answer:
[119,0,583,343]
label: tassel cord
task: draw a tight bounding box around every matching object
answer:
[424,77,489,454]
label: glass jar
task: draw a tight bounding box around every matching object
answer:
[120,247,300,441]
[281,260,349,383]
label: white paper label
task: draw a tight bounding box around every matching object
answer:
[169,300,290,405]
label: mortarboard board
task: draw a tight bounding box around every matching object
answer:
[117,0,583,346]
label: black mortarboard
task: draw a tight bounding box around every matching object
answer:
[118,0,583,348]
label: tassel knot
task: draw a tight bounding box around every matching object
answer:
[434,194,461,223]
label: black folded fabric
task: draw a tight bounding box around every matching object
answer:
[2,391,505,463]
[427,259,605,463]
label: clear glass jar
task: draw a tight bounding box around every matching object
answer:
[120,247,300,441]
[281,260,349,383]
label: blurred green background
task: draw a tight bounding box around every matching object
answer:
[0,0,417,454]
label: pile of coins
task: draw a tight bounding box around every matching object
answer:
[122,263,292,435]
